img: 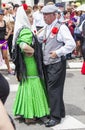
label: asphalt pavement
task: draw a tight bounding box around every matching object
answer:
[0,58,85,130]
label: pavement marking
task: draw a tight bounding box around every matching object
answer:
[0,62,83,70]
[4,76,10,80]
[52,115,85,130]
[10,84,18,92]
[9,85,85,130]
[67,69,81,71]
[0,62,15,70]
[68,62,83,69]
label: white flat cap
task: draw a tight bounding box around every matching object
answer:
[41,4,57,13]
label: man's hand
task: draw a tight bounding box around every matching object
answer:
[50,51,57,58]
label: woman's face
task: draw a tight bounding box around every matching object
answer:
[28,13,33,25]
[65,12,70,19]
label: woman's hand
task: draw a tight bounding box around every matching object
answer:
[25,51,34,57]
[24,46,34,57]
[0,41,7,48]
[19,42,34,57]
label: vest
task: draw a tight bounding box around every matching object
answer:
[42,22,64,65]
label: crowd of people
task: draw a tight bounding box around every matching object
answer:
[0,2,85,72]
[0,1,85,129]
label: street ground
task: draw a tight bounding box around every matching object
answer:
[0,58,85,130]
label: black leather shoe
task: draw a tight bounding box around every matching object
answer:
[45,119,60,127]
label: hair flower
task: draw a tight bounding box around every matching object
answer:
[22,3,28,10]
[51,27,59,34]
[2,3,6,7]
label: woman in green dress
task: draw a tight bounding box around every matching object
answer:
[13,5,49,123]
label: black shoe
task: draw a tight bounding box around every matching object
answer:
[45,119,60,127]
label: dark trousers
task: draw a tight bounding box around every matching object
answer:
[44,60,66,120]
[0,73,10,104]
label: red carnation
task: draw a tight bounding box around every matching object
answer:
[2,3,6,7]
[34,30,36,34]
[22,3,28,10]
[51,27,59,34]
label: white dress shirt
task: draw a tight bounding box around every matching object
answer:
[33,10,46,27]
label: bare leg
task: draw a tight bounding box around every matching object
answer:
[1,49,13,73]
[0,100,14,130]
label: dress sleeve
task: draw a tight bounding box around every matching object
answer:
[17,28,33,46]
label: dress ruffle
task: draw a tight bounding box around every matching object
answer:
[13,77,50,118]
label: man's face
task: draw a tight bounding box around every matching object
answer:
[43,13,56,25]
